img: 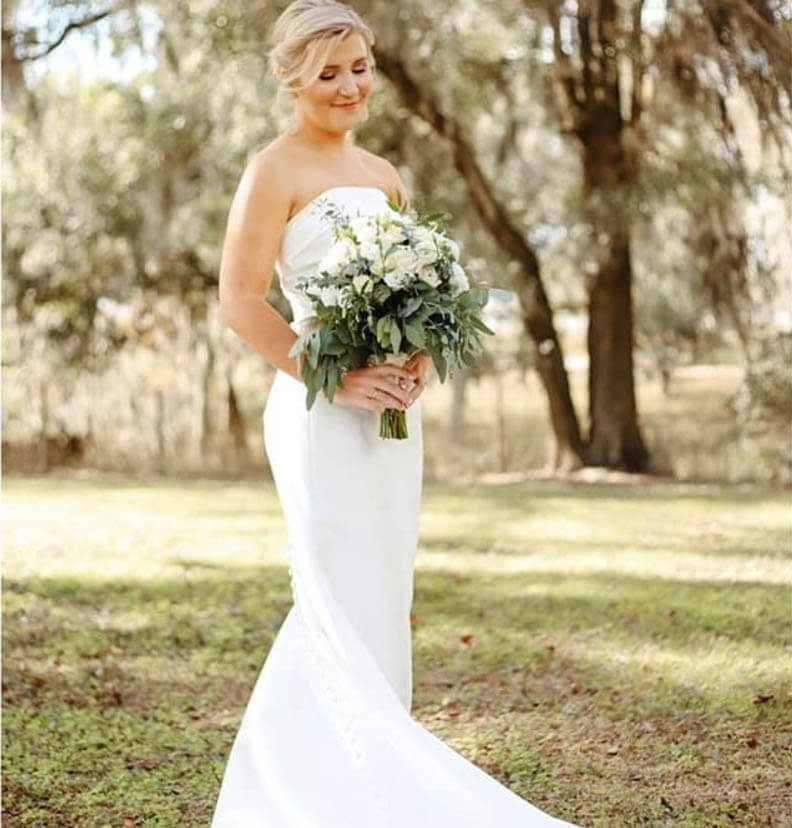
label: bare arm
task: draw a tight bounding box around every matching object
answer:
[217,151,417,410]
[218,151,303,382]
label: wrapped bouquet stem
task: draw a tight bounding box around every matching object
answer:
[288,196,494,439]
[366,351,415,439]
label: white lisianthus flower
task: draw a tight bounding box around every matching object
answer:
[353,273,372,294]
[322,238,356,275]
[418,266,441,287]
[381,219,409,247]
[449,262,470,294]
[359,241,385,277]
[349,212,375,234]
[319,285,342,306]
[370,256,386,278]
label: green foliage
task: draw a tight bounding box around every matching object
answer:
[287,205,493,424]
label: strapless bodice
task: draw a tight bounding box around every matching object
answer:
[275,186,391,333]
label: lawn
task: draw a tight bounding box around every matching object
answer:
[3,473,790,826]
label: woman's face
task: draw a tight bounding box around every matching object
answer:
[293,31,373,134]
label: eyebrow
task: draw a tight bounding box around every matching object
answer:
[321,57,368,69]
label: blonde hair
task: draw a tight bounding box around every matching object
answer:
[268,0,376,105]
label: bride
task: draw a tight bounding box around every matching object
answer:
[212,1,578,825]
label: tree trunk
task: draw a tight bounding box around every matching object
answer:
[586,232,648,470]
[375,50,586,472]
[573,0,650,471]
[514,280,585,471]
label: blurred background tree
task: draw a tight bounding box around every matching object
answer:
[3,0,790,482]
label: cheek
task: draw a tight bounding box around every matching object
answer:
[358,75,374,97]
[316,85,338,106]
[302,82,335,108]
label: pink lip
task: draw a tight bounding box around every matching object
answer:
[334,101,359,109]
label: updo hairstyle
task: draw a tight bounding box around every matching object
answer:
[267,0,377,104]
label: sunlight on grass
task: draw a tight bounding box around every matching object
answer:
[417,549,792,584]
[568,638,789,694]
[3,472,791,827]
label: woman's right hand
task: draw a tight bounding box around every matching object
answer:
[332,364,417,413]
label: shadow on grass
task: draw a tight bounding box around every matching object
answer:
[426,477,790,504]
[5,562,787,685]
[4,559,790,828]
[420,531,792,559]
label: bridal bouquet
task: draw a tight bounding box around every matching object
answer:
[288,197,494,439]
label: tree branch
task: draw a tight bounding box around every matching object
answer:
[15,8,114,62]
[374,48,585,466]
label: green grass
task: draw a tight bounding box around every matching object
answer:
[3,474,791,826]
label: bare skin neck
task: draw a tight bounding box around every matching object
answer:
[290,111,353,156]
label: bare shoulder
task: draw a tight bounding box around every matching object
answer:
[356,147,410,209]
[245,137,295,202]
[219,139,294,299]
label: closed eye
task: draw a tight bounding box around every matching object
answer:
[320,68,368,81]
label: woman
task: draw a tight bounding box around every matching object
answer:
[212,1,577,825]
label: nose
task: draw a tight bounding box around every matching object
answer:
[339,73,358,97]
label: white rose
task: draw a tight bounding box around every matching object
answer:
[414,239,439,266]
[384,269,410,290]
[413,226,434,245]
[388,246,420,276]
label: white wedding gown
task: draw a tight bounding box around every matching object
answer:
[211,186,577,827]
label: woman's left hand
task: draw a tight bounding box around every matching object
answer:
[402,352,432,406]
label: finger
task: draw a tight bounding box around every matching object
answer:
[407,376,426,403]
[361,393,384,413]
[371,394,386,413]
[372,364,414,381]
[386,374,416,392]
[370,386,407,409]
[375,383,411,407]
